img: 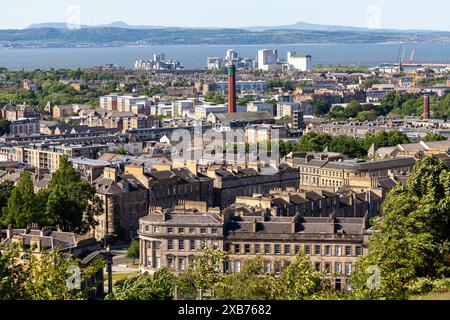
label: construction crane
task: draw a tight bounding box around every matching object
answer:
[397,47,406,72]
[408,48,416,65]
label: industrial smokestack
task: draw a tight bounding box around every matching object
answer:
[227,63,237,113]
[423,95,430,121]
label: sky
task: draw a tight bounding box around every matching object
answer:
[2,0,450,31]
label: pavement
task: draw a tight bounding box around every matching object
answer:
[109,248,140,274]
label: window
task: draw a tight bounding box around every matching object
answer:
[167,228,173,234]
[275,245,281,255]
[284,245,291,255]
[304,245,311,255]
[264,261,271,273]
[255,245,261,254]
[168,240,173,251]
[294,245,301,255]
[224,260,231,273]
[345,263,353,276]
[190,240,196,251]
[145,225,150,231]
[314,245,322,256]
[335,263,342,275]
[324,262,332,274]
[264,245,271,255]
[335,279,342,291]
[200,228,207,235]
[315,262,321,272]
[189,228,195,234]
[356,246,363,256]
[275,261,282,274]
[235,244,241,254]
[212,228,218,235]
[234,261,241,273]
[156,257,161,268]
[212,241,219,250]
[167,256,174,269]
[325,245,331,256]
[178,240,185,251]
[178,258,186,271]
[178,228,184,234]
[345,246,352,257]
[335,246,342,256]
[245,244,251,254]
[154,226,160,233]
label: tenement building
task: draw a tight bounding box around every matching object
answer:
[138,188,381,290]
[93,165,214,240]
[199,163,300,209]
[295,156,416,191]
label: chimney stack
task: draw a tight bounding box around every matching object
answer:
[227,63,237,113]
[423,95,430,121]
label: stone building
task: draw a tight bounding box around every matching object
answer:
[139,204,224,273]
[124,165,214,209]
[138,188,380,290]
[294,156,416,191]
[200,163,300,209]
[0,225,111,299]
[93,167,149,240]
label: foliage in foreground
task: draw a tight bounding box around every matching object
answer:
[0,155,103,234]
[0,244,104,300]
[351,156,450,300]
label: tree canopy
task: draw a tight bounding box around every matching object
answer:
[1,155,103,234]
[351,157,450,300]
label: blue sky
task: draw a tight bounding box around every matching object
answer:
[3,0,450,31]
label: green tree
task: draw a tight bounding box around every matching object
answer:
[312,100,332,116]
[329,136,367,158]
[204,92,225,104]
[215,256,275,300]
[364,131,409,149]
[183,247,228,291]
[115,147,127,155]
[0,243,105,300]
[356,110,377,122]
[295,133,333,153]
[0,120,10,136]
[272,254,322,300]
[0,180,14,224]
[106,269,175,300]
[43,155,103,233]
[127,239,140,264]
[0,243,28,299]
[351,157,450,300]
[1,172,42,228]
[423,132,448,142]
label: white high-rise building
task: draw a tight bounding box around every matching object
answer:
[226,49,238,63]
[207,57,224,70]
[287,52,312,72]
[257,49,279,71]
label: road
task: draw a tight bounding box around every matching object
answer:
[109,247,140,274]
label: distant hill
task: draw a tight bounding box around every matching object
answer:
[2,25,448,48]
[244,21,374,32]
[27,21,200,30]
[26,20,445,33]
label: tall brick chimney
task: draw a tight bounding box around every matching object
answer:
[423,95,430,121]
[227,63,237,113]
